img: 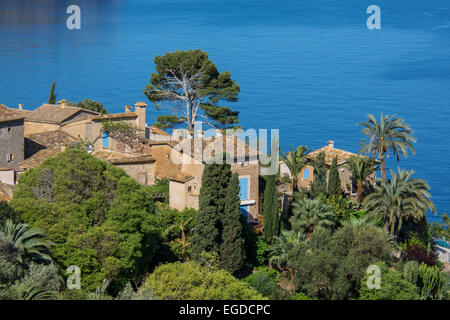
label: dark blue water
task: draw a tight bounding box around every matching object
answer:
[1,0,449,224]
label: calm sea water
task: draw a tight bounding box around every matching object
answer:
[0,0,449,224]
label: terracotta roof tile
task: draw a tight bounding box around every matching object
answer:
[0,104,29,120]
[20,130,79,170]
[0,182,15,202]
[91,112,138,121]
[308,142,357,166]
[147,126,170,136]
[26,104,99,124]
[93,150,155,164]
[168,172,194,183]
[173,136,260,163]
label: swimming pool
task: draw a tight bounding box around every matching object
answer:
[434,239,450,249]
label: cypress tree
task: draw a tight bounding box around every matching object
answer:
[263,176,278,243]
[192,162,231,260]
[328,156,341,196]
[220,173,245,273]
[48,81,57,104]
[192,164,221,259]
[310,152,327,197]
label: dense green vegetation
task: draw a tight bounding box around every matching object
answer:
[75,98,108,114]
[141,261,264,300]
[192,162,245,273]
[3,71,449,301]
[10,149,162,293]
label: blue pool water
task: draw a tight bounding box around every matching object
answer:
[435,239,450,248]
[0,0,449,224]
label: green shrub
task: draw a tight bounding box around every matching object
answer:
[244,270,280,299]
[141,261,265,300]
[359,262,420,300]
[11,149,161,293]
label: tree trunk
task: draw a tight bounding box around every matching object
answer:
[293,177,298,193]
[380,153,387,185]
[383,217,389,233]
[356,181,363,203]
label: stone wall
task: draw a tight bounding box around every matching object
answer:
[0,118,24,169]
[114,161,155,186]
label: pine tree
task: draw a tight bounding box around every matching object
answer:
[327,156,341,196]
[48,81,57,104]
[310,152,327,197]
[220,174,245,273]
[263,176,279,243]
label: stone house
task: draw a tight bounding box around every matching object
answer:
[149,133,261,222]
[0,101,153,188]
[0,101,263,225]
[0,105,26,186]
[281,140,369,196]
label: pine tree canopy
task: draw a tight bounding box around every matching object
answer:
[143,49,240,131]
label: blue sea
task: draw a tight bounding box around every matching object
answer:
[0,0,449,224]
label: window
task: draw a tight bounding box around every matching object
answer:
[7,128,11,133]
[239,177,249,200]
[303,169,310,179]
[7,153,14,162]
[166,153,170,160]
[188,186,192,193]
[240,206,249,218]
[102,131,109,148]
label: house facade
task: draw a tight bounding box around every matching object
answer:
[0,101,262,225]
[148,134,261,221]
[281,140,368,196]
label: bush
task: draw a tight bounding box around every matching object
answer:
[290,292,317,300]
[11,149,161,293]
[141,261,265,300]
[0,201,15,224]
[401,244,438,267]
[244,270,280,299]
[292,223,393,300]
[359,262,420,300]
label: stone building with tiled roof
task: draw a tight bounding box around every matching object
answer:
[280,140,373,196]
[149,131,262,221]
[0,181,15,202]
[0,100,263,226]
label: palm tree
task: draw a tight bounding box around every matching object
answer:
[346,156,379,203]
[0,220,52,275]
[163,217,194,262]
[359,113,416,184]
[290,198,335,238]
[269,230,305,285]
[364,169,435,237]
[280,145,310,192]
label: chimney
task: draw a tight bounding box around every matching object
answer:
[58,99,67,108]
[328,140,334,149]
[134,102,147,131]
[125,105,132,113]
[18,104,23,111]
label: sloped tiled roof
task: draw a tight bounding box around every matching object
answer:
[0,104,29,121]
[308,141,357,166]
[0,182,15,202]
[148,126,170,136]
[168,172,194,183]
[91,112,137,121]
[26,104,99,124]
[93,150,155,165]
[173,135,260,163]
[20,130,79,170]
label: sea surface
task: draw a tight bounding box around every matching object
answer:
[0,0,449,224]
